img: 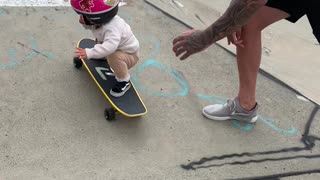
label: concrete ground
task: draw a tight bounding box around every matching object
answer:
[0,1,319,179]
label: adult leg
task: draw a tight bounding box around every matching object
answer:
[237,6,289,111]
[202,6,290,122]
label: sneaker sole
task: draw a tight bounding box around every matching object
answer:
[202,109,230,121]
[110,84,131,98]
[202,109,258,123]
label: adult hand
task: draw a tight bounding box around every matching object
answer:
[227,29,244,48]
[172,29,208,60]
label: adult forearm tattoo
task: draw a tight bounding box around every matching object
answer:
[190,0,266,49]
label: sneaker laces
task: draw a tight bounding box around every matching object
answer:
[224,99,236,112]
[114,82,127,91]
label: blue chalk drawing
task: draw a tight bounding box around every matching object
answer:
[132,35,297,135]
[258,116,297,135]
[0,36,54,69]
[0,49,19,68]
[0,10,297,136]
[132,59,189,97]
[197,94,297,134]
[146,36,161,58]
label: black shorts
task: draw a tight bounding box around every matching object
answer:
[266,0,320,43]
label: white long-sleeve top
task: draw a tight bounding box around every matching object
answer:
[83,15,139,59]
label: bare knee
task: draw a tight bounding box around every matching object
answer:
[243,6,290,32]
[243,18,264,33]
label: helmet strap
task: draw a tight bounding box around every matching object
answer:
[83,15,95,26]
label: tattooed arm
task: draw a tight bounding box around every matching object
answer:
[173,0,267,60]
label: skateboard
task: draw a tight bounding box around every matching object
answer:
[73,38,147,121]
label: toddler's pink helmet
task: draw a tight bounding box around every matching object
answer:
[71,0,119,24]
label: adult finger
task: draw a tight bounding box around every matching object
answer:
[236,30,242,39]
[175,47,187,57]
[234,39,243,44]
[180,52,191,60]
[173,35,185,45]
[182,29,195,36]
[173,40,187,52]
[234,40,245,48]
[237,43,245,48]
[232,33,238,42]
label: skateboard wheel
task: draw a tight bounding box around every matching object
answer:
[73,57,83,69]
[104,108,116,121]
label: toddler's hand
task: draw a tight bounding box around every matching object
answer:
[74,48,87,59]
